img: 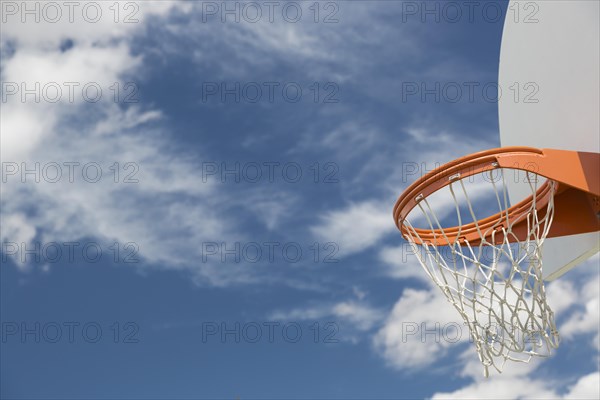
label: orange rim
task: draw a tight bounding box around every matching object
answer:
[393,147,600,246]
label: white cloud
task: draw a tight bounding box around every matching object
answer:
[0,1,256,286]
[378,245,432,282]
[373,288,467,370]
[303,121,380,159]
[430,354,599,400]
[1,112,244,277]
[433,378,554,399]
[1,1,188,49]
[310,200,395,257]
[332,301,385,331]
[431,356,558,399]
[3,43,140,88]
[1,42,142,161]
[565,372,600,399]
[0,214,37,270]
[270,299,385,341]
[235,190,298,231]
[560,276,600,341]
[166,1,416,82]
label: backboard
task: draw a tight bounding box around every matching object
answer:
[498,0,600,280]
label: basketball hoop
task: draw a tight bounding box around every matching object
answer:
[393,147,600,376]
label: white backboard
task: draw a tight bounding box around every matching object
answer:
[498,0,600,280]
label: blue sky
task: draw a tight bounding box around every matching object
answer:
[1,1,599,398]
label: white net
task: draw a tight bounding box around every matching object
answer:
[402,168,560,376]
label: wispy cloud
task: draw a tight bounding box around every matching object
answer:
[0,2,249,286]
[310,200,394,257]
[269,298,386,343]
